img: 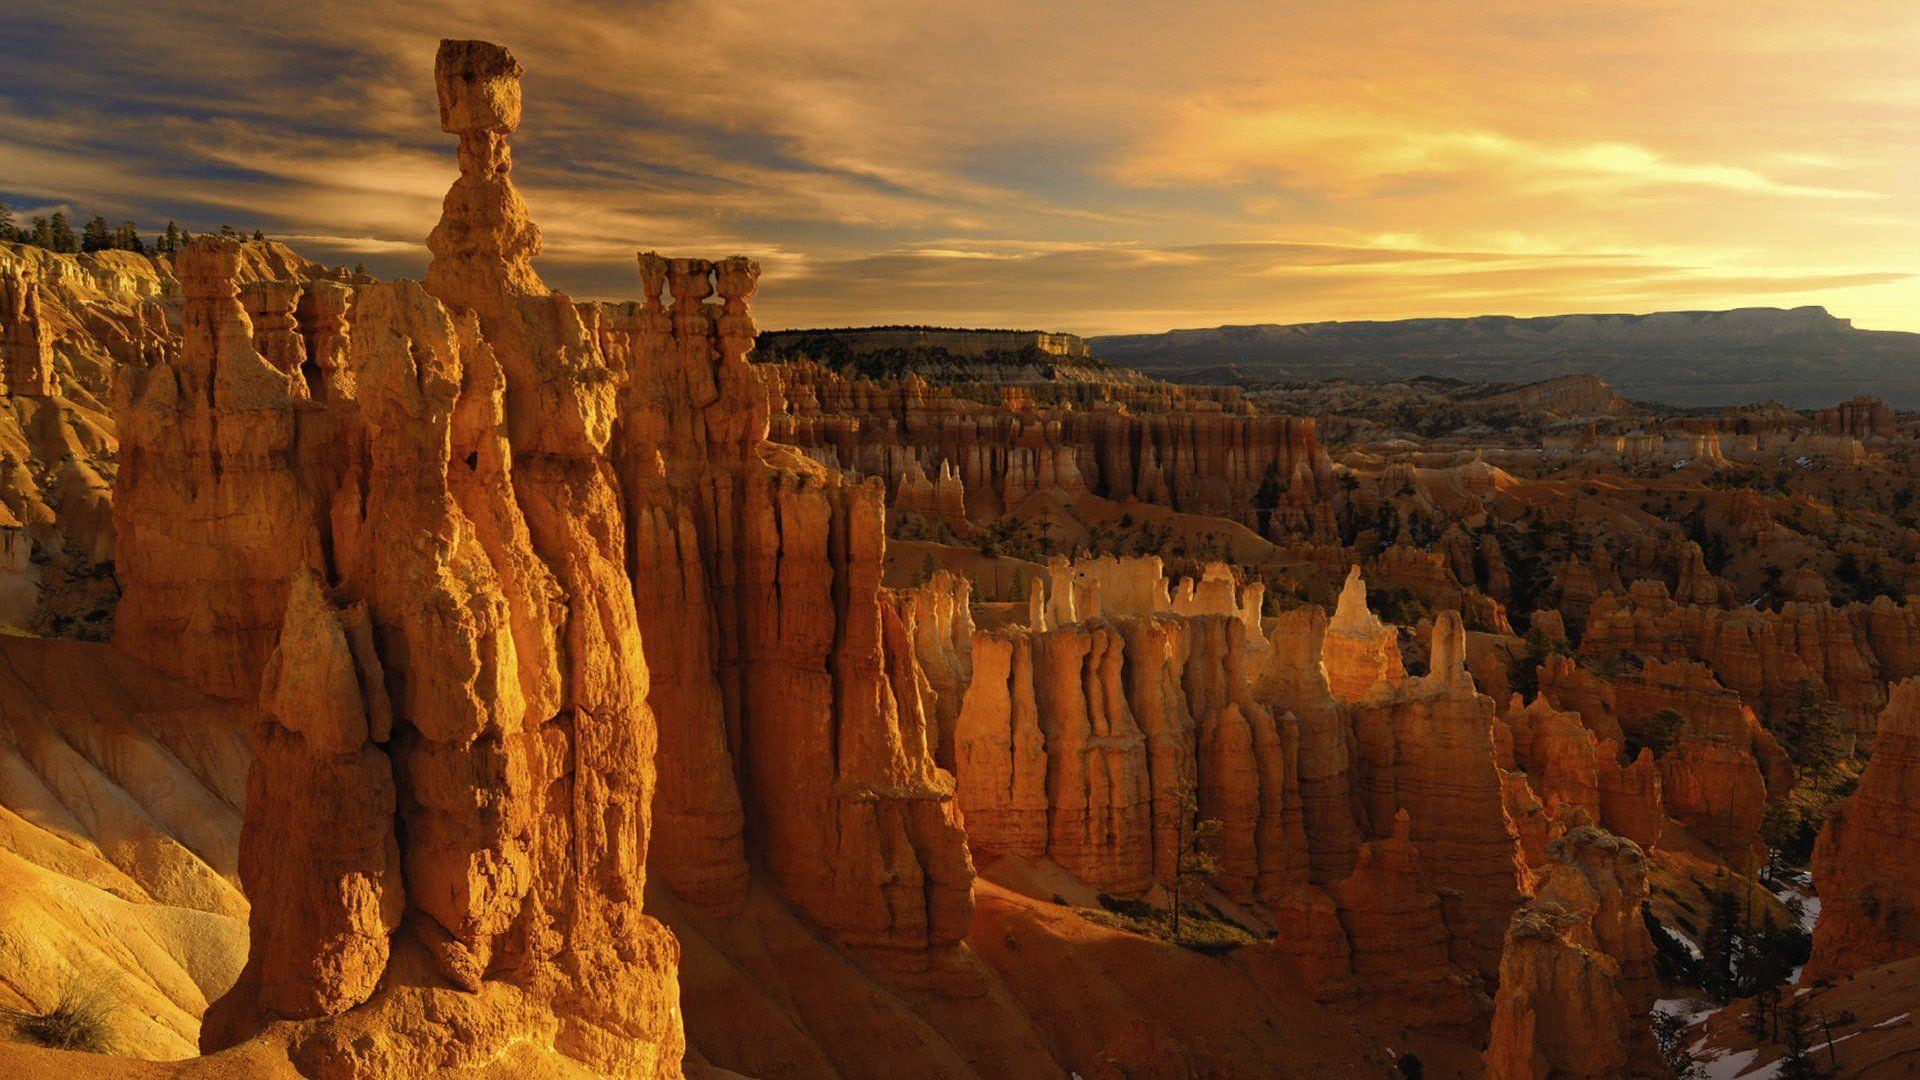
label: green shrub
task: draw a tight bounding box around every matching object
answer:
[3,979,115,1054]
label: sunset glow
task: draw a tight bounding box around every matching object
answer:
[3,0,1916,333]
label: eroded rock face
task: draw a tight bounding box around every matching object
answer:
[1349,611,1533,975]
[115,39,998,1072]
[1322,566,1405,702]
[1504,695,1665,853]
[1484,827,1662,1080]
[1582,584,1895,735]
[1807,678,1920,980]
[1326,811,1488,1032]
[771,362,1336,532]
[956,609,1305,903]
[234,571,401,1021]
[0,262,55,396]
[114,236,320,702]
[119,40,693,1076]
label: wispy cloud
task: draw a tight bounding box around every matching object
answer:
[0,0,1916,331]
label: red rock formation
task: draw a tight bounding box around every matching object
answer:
[1506,698,1603,824]
[954,631,1051,860]
[237,571,402,1020]
[1807,678,1920,980]
[1325,810,1487,1031]
[294,280,352,402]
[239,278,308,397]
[770,362,1336,533]
[114,237,321,702]
[1816,395,1896,440]
[1583,582,1902,735]
[128,37,1015,1073]
[1479,373,1628,417]
[1485,826,1662,1080]
[0,262,54,396]
[1597,747,1664,850]
[1535,654,1626,744]
[955,610,1306,904]
[1673,541,1730,606]
[1349,611,1533,973]
[1322,566,1405,702]
[1260,604,1365,883]
[904,569,975,768]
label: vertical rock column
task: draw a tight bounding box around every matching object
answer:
[1349,612,1532,975]
[113,237,319,700]
[0,262,54,395]
[422,38,684,1072]
[609,252,749,913]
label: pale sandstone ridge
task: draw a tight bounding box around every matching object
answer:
[1806,678,1920,980]
[1322,566,1404,701]
[0,637,250,1060]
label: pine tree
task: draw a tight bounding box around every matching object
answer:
[1167,786,1223,942]
[1702,888,1742,1000]
[48,212,77,253]
[115,221,145,254]
[353,260,367,276]
[1777,998,1829,1079]
[251,228,265,242]
[0,200,14,242]
[28,216,51,249]
[161,221,181,256]
[80,215,111,253]
[218,224,238,238]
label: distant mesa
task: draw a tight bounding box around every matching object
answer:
[754,324,1130,383]
[760,325,1091,359]
[1091,306,1920,409]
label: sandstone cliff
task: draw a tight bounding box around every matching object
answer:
[1806,678,1920,980]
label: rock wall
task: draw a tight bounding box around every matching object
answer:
[955,611,1302,902]
[1807,678,1920,980]
[109,37,996,1074]
[1582,580,1917,735]
[771,363,1336,534]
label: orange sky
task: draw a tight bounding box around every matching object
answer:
[2,1,1916,333]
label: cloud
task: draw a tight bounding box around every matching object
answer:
[0,0,1916,331]
[1118,102,1874,201]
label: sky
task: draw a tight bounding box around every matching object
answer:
[1,1,1917,336]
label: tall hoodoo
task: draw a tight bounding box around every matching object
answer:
[1485,826,1663,1080]
[116,40,691,1076]
[1349,610,1532,974]
[425,39,542,310]
[1323,566,1405,702]
[0,261,55,395]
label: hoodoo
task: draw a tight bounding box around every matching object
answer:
[7,18,1920,1080]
